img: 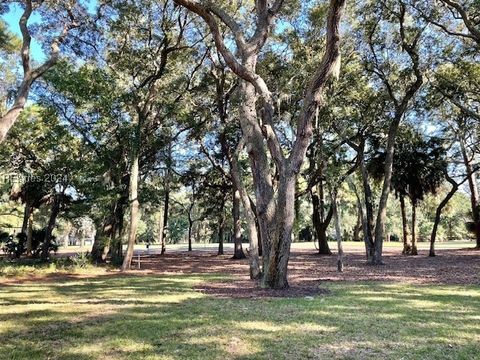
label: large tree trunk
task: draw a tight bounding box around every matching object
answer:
[121,153,140,271]
[261,173,296,289]
[41,195,61,261]
[460,135,480,248]
[232,189,246,259]
[410,201,418,255]
[92,201,118,262]
[173,0,346,289]
[373,116,401,264]
[400,195,410,254]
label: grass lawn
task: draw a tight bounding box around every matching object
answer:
[1,273,479,360]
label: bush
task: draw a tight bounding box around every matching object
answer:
[71,252,91,268]
[0,230,58,259]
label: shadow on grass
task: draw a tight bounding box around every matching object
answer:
[0,275,479,360]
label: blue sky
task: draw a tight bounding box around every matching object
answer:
[2,3,45,61]
[2,1,98,62]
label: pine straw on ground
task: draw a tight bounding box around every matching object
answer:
[1,247,478,298]
[137,247,480,298]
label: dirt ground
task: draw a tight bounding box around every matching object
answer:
[2,247,478,298]
[136,247,480,298]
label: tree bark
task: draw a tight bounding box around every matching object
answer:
[430,181,458,257]
[311,184,333,255]
[460,134,480,248]
[332,193,343,272]
[217,208,225,255]
[0,0,75,143]
[373,116,401,264]
[41,195,61,261]
[174,0,346,289]
[360,156,375,262]
[232,189,246,259]
[26,210,33,257]
[400,195,410,254]
[188,218,193,252]
[121,146,140,271]
[160,168,171,255]
[410,201,418,255]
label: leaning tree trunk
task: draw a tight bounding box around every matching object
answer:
[430,182,458,257]
[400,195,410,254]
[121,150,140,271]
[41,195,61,261]
[232,189,246,259]
[0,75,32,143]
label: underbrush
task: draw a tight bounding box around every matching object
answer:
[0,252,108,278]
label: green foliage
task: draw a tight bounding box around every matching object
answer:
[0,230,58,259]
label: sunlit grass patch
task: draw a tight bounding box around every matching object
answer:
[0,275,478,359]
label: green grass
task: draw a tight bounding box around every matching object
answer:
[0,274,479,359]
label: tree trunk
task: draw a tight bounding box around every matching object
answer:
[41,195,60,261]
[232,189,246,259]
[400,195,410,254]
[373,116,402,264]
[332,193,343,272]
[217,209,225,255]
[430,183,458,257]
[161,172,170,254]
[26,210,33,257]
[230,81,262,278]
[188,219,193,252]
[121,152,140,271]
[21,202,30,234]
[360,157,375,262]
[353,206,361,242]
[460,134,480,248]
[411,201,418,255]
[0,78,31,143]
[261,173,296,289]
[311,184,332,255]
